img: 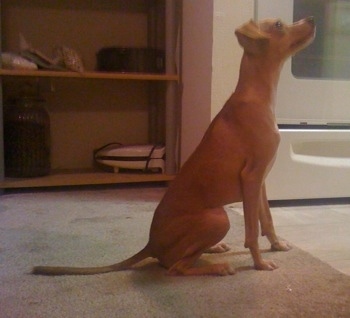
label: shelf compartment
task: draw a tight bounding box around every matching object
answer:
[0,169,175,189]
[0,69,179,81]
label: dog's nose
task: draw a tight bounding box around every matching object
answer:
[306,16,315,25]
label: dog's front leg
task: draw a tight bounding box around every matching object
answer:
[241,170,278,271]
[259,183,292,251]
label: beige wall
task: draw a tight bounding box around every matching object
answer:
[211,0,254,117]
[181,0,254,163]
[181,0,214,164]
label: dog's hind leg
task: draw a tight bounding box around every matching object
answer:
[166,208,234,276]
[259,183,292,251]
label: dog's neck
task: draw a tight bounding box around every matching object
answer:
[233,53,285,112]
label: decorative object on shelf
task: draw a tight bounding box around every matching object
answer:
[20,49,65,71]
[1,52,38,70]
[54,46,84,72]
[94,143,165,173]
[19,34,83,72]
[4,94,51,178]
[96,47,165,73]
[19,33,65,71]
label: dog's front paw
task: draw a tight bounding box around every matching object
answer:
[254,259,278,271]
[271,240,292,252]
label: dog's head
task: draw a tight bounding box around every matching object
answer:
[235,17,315,60]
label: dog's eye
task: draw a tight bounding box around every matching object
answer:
[275,20,283,30]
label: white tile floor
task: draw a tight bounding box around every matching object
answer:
[271,204,350,276]
[230,203,350,276]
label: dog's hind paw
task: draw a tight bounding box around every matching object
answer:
[205,242,231,254]
[271,240,292,252]
[214,263,236,276]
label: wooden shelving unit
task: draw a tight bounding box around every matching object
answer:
[1,169,175,189]
[0,69,179,81]
[0,0,180,189]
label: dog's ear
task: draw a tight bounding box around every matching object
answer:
[235,20,270,55]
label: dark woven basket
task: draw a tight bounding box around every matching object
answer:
[4,97,50,178]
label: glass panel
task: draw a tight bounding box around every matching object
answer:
[293,0,350,80]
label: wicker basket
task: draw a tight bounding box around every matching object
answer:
[4,96,51,178]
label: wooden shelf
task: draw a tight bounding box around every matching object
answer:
[0,69,179,81]
[0,1,180,189]
[0,170,175,189]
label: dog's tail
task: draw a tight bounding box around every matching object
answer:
[31,246,152,276]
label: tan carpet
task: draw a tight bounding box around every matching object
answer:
[1,186,349,318]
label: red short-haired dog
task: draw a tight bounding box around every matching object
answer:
[33,17,315,276]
